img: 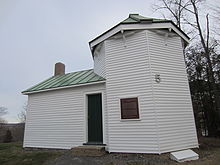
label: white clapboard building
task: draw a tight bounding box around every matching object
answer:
[22,14,198,154]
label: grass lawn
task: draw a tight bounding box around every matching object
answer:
[0,142,62,165]
[0,138,220,165]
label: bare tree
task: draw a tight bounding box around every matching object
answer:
[211,4,220,37]
[0,107,8,129]
[17,102,27,123]
[0,107,7,115]
[190,1,220,133]
[153,0,194,29]
[153,0,220,136]
[0,107,7,122]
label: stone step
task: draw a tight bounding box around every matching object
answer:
[71,145,106,156]
[170,149,199,162]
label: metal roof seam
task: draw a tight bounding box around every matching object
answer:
[23,76,54,92]
[77,70,96,83]
[22,69,105,93]
[68,69,94,85]
[49,70,91,89]
[51,71,81,88]
[86,73,100,82]
[66,69,92,84]
[36,74,70,91]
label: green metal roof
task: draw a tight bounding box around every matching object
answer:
[22,69,105,94]
[121,14,168,24]
[89,14,173,46]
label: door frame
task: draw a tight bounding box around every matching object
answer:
[83,90,105,145]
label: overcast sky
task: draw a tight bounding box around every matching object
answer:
[0,0,217,122]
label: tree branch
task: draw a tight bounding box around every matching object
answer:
[206,14,210,50]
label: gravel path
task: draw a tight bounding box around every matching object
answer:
[44,147,220,165]
[45,152,173,165]
[45,137,220,165]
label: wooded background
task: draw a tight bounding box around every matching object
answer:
[154,0,220,137]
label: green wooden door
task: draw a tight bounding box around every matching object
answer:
[88,93,103,144]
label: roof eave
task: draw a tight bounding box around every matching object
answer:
[89,21,190,52]
[89,22,122,53]
[22,80,106,95]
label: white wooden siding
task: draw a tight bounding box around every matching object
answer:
[147,30,198,153]
[24,83,106,149]
[105,30,159,153]
[24,28,197,153]
[94,42,106,78]
[105,30,198,153]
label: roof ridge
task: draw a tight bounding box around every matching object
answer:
[60,68,93,76]
[129,14,142,22]
[121,14,167,24]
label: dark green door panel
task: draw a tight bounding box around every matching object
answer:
[88,93,103,143]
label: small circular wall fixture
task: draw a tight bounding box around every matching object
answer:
[155,74,161,83]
